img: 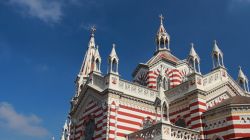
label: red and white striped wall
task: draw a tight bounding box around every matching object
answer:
[70,100,107,140]
[147,68,185,89]
[204,115,250,140]
[107,101,161,140]
[169,97,207,139]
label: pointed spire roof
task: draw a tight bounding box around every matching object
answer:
[94,45,101,59]
[109,43,118,60]
[238,66,248,81]
[157,14,169,36]
[79,27,97,77]
[213,40,223,55]
[88,26,96,48]
[188,43,200,62]
[189,43,198,57]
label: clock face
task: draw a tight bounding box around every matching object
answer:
[84,119,95,140]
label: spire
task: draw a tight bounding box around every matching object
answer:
[189,43,199,57]
[238,66,247,81]
[76,26,99,94]
[187,43,200,73]
[108,43,119,74]
[238,66,249,92]
[109,43,118,58]
[93,45,101,72]
[61,120,69,140]
[212,40,224,69]
[94,45,101,59]
[212,40,222,55]
[155,14,170,52]
[88,26,96,48]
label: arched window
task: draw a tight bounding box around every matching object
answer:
[157,76,161,90]
[163,77,169,90]
[195,58,199,72]
[219,54,223,66]
[95,59,100,71]
[84,119,95,140]
[189,59,194,68]
[112,59,117,73]
[162,102,168,121]
[214,54,219,67]
[175,118,186,128]
[239,80,245,90]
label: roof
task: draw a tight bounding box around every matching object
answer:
[208,96,250,111]
[146,51,180,66]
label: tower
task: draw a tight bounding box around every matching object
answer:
[74,27,102,95]
[187,43,201,73]
[108,44,119,74]
[155,14,170,52]
[238,66,249,92]
[212,40,224,69]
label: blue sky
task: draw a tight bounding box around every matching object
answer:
[0,0,250,140]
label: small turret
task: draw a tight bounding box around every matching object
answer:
[93,45,101,72]
[60,120,70,140]
[212,40,224,69]
[108,44,119,74]
[238,66,249,92]
[155,14,170,52]
[187,43,201,74]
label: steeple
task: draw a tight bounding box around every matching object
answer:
[108,44,119,74]
[155,14,170,52]
[238,66,249,92]
[79,26,97,78]
[212,40,224,69]
[187,43,201,73]
[75,27,99,97]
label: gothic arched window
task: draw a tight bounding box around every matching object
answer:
[239,80,245,90]
[162,102,168,121]
[214,54,219,67]
[95,59,100,71]
[163,77,169,90]
[84,119,95,140]
[189,59,194,69]
[112,59,117,73]
[157,76,161,90]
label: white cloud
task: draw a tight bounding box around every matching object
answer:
[0,102,49,137]
[8,0,63,23]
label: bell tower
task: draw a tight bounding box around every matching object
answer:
[155,14,170,52]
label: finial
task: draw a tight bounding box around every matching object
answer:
[190,42,194,47]
[239,66,242,70]
[96,45,99,49]
[90,26,96,36]
[214,40,217,45]
[112,43,116,48]
[159,14,164,25]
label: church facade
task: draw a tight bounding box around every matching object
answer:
[61,15,250,140]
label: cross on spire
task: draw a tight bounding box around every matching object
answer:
[159,14,164,25]
[90,26,96,36]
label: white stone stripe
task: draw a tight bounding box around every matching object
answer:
[119,107,156,120]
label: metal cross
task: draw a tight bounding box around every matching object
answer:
[90,26,96,34]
